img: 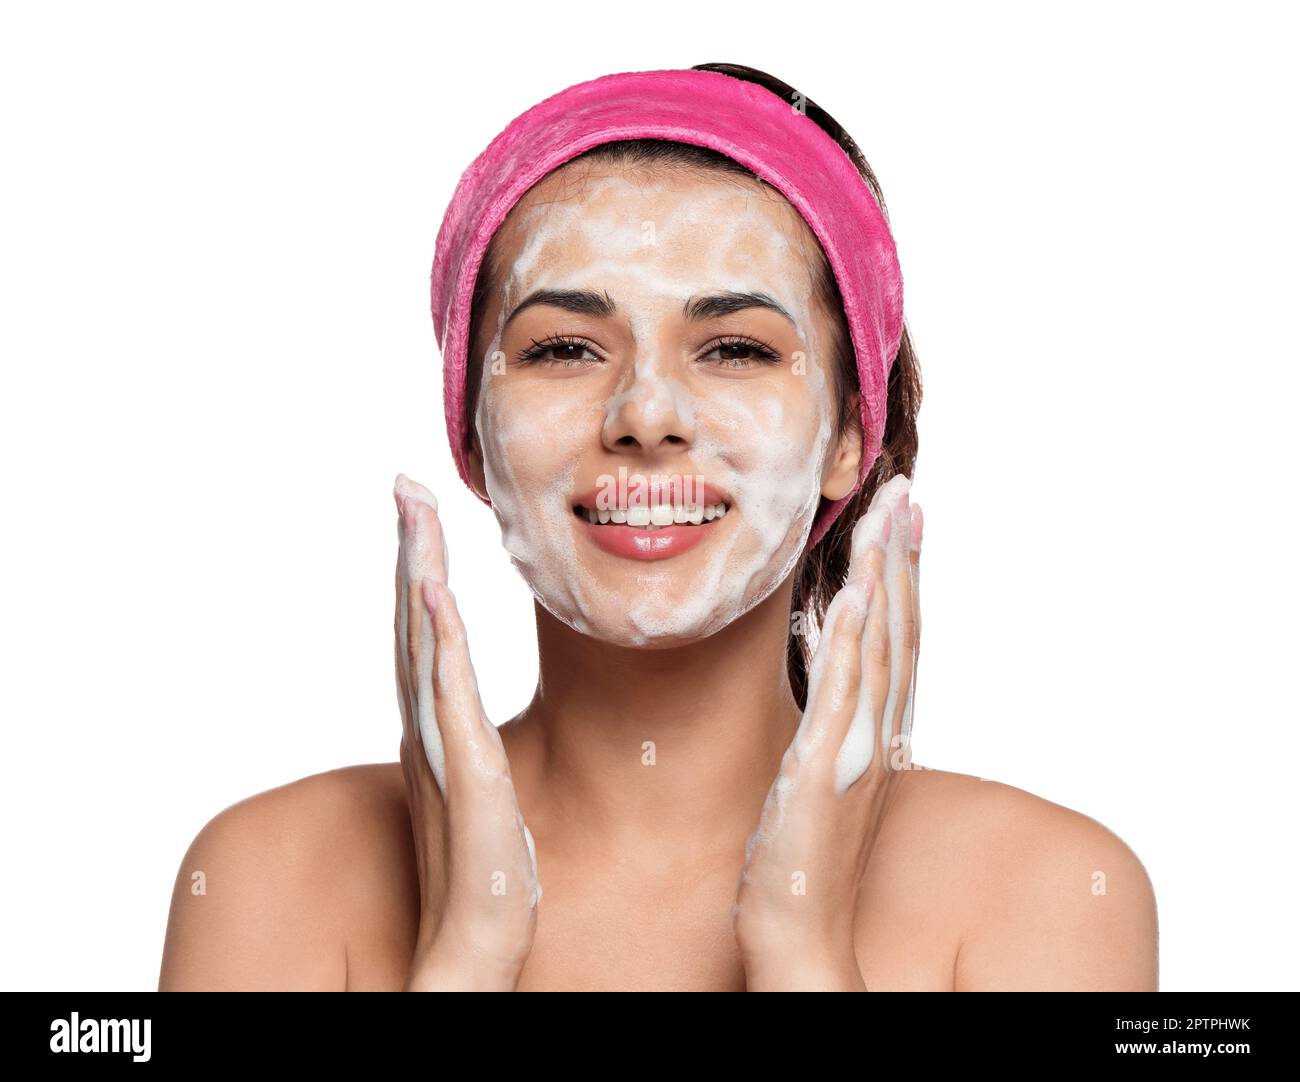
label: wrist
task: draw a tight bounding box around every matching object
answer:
[404,953,523,991]
[741,936,867,992]
[405,928,527,992]
[403,960,521,991]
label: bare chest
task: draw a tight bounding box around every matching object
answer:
[346,842,959,991]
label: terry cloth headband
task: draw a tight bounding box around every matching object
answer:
[430,67,904,546]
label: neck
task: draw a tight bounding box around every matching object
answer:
[503,581,803,862]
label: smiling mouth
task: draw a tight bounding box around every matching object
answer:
[568,477,732,560]
[572,500,730,528]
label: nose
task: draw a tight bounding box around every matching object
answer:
[601,359,696,458]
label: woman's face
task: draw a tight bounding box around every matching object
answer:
[468,160,860,647]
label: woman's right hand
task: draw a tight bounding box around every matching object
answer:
[392,473,541,991]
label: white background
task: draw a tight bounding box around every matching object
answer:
[2,1,1295,991]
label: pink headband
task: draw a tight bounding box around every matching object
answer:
[430,67,904,546]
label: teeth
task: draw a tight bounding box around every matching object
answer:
[578,502,730,527]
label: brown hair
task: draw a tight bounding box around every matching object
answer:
[463,62,921,710]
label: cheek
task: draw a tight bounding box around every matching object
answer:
[704,375,831,480]
[705,376,834,566]
[478,382,595,506]
[770,380,833,464]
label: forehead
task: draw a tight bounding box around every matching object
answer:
[488,160,824,296]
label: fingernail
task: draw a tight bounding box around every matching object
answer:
[910,504,924,550]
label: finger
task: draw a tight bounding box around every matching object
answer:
[846,506,886,583]
[423,580,540,910]
[908,502,923,635]
[521,820,542,907]
[395,477,452,794]
[394,517,419,760]
[847,474,911,580]
[839,552,890,794]
[397,475,450,587]
[832,567,883,795]
[409,572,448,799]
[424,575,540,913]
[879,484,914,769]
[832,546,887,794]
[422,578,509,798]
[828,474,908,792]
[792,574,872,764]
[899,503,923,751]
[887,495,917,763]
[395,471,439,516]
[752,581,870,862]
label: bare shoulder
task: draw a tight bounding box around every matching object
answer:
[158,763,412,991]
[889,765,1158,990]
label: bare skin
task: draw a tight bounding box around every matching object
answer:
[157,485,1158,992]
[156,759,1158,990]
[158,162,1159,992]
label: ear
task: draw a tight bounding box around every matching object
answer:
[821,393,864,502]
[466,434,490,502]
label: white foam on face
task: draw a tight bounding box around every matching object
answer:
[472,167,842,648]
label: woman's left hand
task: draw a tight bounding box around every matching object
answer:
[732,475,923,991]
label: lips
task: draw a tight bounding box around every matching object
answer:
[570,477,732,561]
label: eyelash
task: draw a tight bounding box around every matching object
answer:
[514,334,784,368]
[708,335,783,367]
[516,335,600,367]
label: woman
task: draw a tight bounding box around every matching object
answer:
[158,63,1158,991]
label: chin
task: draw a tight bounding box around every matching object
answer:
[505,503,812,649]
[528,563,793,650]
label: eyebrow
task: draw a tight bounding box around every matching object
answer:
[683,290,795,327]
[502,288,796,329]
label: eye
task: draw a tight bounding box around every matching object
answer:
[516,335,603,368]
[700,336,783,369]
